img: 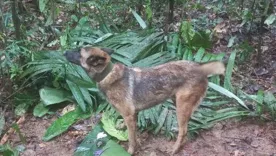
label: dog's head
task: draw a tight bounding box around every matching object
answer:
[64,46,114,73]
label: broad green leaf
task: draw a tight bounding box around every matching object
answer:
[33,102,49,117]
[74,124,110,156]
[264,14,276,25]
[101,112,128,141]
[39,87,71,106]
[101,140,131,156]
[66,80,86,111]
[224,51,236,92]
[208,82,248,109]
[131,9,147,29]
[39,0,48,12]
[43,107,91,141]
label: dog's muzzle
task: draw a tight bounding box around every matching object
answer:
[64,50,81,65]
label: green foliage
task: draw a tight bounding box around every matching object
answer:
[39,87,72,106]
[43,107,91,141]
[33,102,50,117]
[74,124,130,156]
[223,51,236,92]
[101,112,128,141]
[131,9,147,29]
[0,144,19,156]
[0,112,4,136]
[13,93,38,116]
[74,124,110,156]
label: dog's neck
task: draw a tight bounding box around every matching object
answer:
[93,62,114,82]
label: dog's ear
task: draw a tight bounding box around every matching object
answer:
[101,48,114,55]
[86,55,107,67]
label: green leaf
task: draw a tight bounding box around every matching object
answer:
[154,107,168,134]
[165,110,173,133]
[39,87,71,106]
[131,9,147,29]
[94,33,113,44]
[224,51,236,92]
[208,82,248,109]
[194,47,205,62]
[33,102,49,117]
[43,107,91,141]
[0,113,4,136]
[101,112,128,141]
[0,144,19,156]
[264,14,276,25]
[39,0,48,12]
[74,124,110,156]
[66,80,87,111]
[15,103,30,116]
[227,36,236,48]
[256,90,264,115]
[101,140,131,156]
[79,88,93,106]
[264,92,276,104]
[180,21,195,46]
[66,74,95,88]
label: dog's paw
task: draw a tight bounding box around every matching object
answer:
[127,147,135,155]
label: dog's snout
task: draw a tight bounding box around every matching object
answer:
[64,50,81,65]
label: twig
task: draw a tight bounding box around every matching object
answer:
[0,114,26,145]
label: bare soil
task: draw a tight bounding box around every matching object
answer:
[7,114,276,156]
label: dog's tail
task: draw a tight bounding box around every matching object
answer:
[199,61,225,76]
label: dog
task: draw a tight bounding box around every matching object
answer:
[64,46,225,155]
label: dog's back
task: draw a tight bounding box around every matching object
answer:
[99,60,224,111]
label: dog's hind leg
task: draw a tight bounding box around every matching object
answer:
[172,85,207,154]
[123,113,137,155]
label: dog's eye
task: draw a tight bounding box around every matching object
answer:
[86,56,106,66]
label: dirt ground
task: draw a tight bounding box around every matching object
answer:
[6,114,276,156]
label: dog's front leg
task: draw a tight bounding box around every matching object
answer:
[123,114,137,155]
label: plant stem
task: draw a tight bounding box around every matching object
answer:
[11,0,21,40]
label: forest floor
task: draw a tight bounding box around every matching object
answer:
[5,113,276,156]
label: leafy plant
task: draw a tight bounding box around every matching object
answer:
[74,124,130,156]
[43,107,91,141]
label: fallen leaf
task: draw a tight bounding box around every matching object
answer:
[39,143,46,148]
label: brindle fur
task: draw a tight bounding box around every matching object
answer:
[64,47,225,155]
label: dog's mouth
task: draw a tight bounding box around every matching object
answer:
[64,48,81,65]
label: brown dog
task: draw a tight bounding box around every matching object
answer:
[64,46,225,155]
